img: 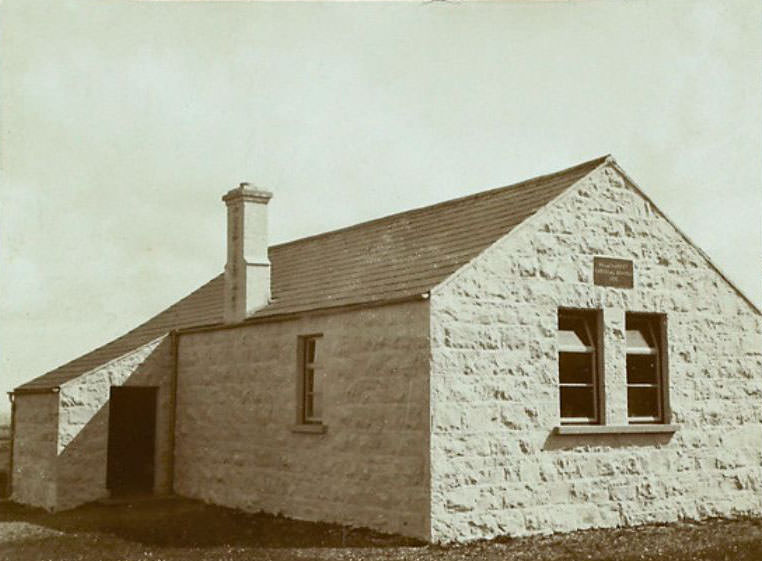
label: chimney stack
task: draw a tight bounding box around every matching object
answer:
[222,182,273,324]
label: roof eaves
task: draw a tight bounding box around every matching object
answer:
[12,386,60,395]
[177,292,431,336]
[14,333,171,393]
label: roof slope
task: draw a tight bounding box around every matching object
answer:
[16,155,607,391]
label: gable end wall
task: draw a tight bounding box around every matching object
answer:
[11,393,59,509]
[429,164,762,542]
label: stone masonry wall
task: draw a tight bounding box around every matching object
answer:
[174,300,430,540]
[11,393,59,509]
[429,163,762,542]
[56,336,173,510]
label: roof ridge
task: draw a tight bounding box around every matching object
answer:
[269,155,610,251]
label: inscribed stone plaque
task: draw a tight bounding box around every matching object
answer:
[593,257,633,288]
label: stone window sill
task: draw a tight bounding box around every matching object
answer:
[291,423,327,434]
[554,424,679,435]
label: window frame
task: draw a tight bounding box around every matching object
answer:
[557,308,604,426]
[625,312,668,424]
[297,334,323,425]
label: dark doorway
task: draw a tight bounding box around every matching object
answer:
[106,386,157,495]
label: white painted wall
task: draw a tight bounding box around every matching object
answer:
[429,164,762,542]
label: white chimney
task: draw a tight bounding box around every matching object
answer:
[222,183,273,324]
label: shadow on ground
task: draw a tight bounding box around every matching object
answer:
[0,496,425,549]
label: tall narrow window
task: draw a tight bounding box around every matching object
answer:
[557,309,601,425]
[300,335,322,424]
[626,314,664,423]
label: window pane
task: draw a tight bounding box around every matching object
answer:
[306,339,316,363]
[558,329,590,351]
[627,386,659,419]
[312,369,321,419]
[560,386,595,419]
[312,391,322,420]
[304,391,314,419]
[558,315,592,347]
[627,354,658,384]
[559,352,594,384]
[625,328,654,353]
[305,368,314,392]
[626,316,658,353]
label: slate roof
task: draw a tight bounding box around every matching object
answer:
[16,155,608,391]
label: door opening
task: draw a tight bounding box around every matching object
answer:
[106,386,157,495]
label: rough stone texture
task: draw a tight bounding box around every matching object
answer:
[10,161,761,542]
[11,393,59,509]
[54,335,173,510]
[174,301,430,540]
[429,164,762,543]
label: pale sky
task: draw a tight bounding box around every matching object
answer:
[1,0,760,416]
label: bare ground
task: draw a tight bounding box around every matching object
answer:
[1,497,761,561]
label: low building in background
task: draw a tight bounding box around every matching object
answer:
[8,155,762,542]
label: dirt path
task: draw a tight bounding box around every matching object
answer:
[1,498,761,560]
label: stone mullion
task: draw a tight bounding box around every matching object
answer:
[602,307,627,425]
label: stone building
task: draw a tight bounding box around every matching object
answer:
[8,155,762,543]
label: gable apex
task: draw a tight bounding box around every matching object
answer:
[434,157,760,318]
[605,160,761,316]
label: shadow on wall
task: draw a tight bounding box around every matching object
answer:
[543,432,675,451]
[52,337,173,510]
[0,498,424,549]
[0,434,9,498]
